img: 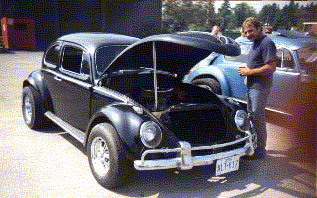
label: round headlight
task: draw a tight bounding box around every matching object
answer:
[235,110,250,132]
[140,121,162,148]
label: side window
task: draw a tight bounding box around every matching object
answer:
[81,53,90,75]
[61,46,90,76]
[44,44,60,66]
[276,48,295,69]
[225,44,251,63]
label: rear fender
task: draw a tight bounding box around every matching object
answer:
[22,70,54,113]
[189,66,232,96]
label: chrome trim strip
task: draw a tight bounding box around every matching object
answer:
[153,41,158,111]
[44,111,85,143]
[93,86,130,104]
[232,97,293,116]
[275,70,301,76]
[42,68,91,89]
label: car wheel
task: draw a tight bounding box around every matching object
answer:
[22,86,45,129]
[192,78,221,94]
[87,123,129,189]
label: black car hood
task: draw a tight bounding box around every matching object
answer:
[103,32,240,78]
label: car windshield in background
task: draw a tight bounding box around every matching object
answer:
[297,46,317,63]
[95,45,128,76]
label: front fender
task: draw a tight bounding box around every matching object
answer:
[85,103,180,159]
[23,70,53,113]
[185,66,232,96]
[85,103,148,158]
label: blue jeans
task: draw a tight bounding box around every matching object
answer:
[247,87,271,149]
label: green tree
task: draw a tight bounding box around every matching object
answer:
[232,3,256,29]
[303,3,317,22]
[162,0,218,33]
[258,3,280,27]
[218,0,232,31]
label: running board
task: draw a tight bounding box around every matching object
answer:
[232,98,293,116]
[44,111,85,143]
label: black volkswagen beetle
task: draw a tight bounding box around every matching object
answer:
[22,32,257,188]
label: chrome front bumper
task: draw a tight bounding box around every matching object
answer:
[134,131,256,171]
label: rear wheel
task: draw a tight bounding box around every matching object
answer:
[87,123,129,189]
[192,78,221,94]
[22,86,46,129]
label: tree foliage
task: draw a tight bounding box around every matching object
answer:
[232,3,256,29]
[218,0,232,31]
[162,0,317,33]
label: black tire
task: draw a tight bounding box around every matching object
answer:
[22,86,46,129]
[87,123,129,189]
[191,78,221,94]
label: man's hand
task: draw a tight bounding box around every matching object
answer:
[238,61,276,77]
[238,66,251,76]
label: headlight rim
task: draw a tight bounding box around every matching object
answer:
[234,110,251,132]
[140,121,162,148]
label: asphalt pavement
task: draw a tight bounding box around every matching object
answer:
[0,51,315,198]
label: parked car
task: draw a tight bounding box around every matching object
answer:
[22,32,257,188]
[184,31,317,116]
[302,22,317,37]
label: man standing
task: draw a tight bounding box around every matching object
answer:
[238,17,276,159]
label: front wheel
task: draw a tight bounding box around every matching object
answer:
[87,123,129,189]
[191,78,221,94]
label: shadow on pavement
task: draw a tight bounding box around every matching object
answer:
[109,149,316,198]
[60,133,87,154]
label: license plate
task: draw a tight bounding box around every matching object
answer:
[216,156,240,176]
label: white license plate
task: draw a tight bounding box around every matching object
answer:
[216,156,240,176]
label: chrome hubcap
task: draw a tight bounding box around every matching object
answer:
[91,137,110,177]
[23,95,32,124]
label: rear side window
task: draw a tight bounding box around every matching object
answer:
[225,44,251,63]
[276,48,295,69]
[61,46,90,77]
[44,44,60,66]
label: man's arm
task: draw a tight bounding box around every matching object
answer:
[238,60,276,76]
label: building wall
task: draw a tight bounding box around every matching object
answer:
[0,0,161,50]
[102,1,162,38]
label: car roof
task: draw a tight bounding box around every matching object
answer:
[57,32,140,51]
[236,31,316,50]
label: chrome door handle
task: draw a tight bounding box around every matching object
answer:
[54,76,62,81]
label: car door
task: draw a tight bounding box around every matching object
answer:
[51,44,92,131]
[267,46,300,114]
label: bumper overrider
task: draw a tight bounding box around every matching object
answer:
[134,131,257,171]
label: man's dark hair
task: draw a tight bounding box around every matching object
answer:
[243,17,262,30]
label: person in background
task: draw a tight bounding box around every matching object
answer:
[235,27,246,42]
[265,26,273,34]
[211,25,223,36]
[238,17,277,159]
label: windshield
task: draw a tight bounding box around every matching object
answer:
[95,45,128,76]
[296,46,317,75]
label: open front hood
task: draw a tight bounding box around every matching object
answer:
[103,32,241,78]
